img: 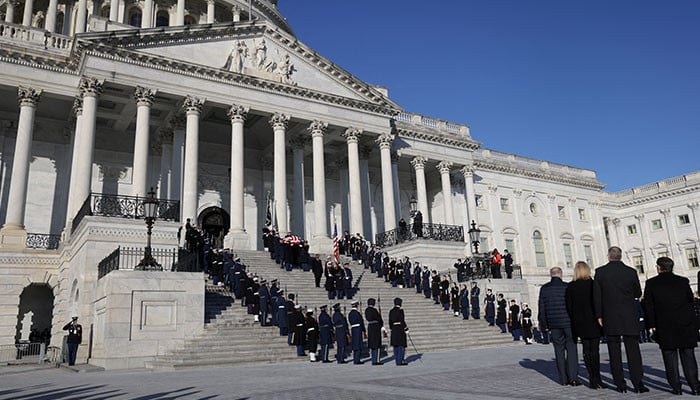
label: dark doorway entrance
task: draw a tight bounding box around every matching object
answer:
[15,283,55,344]
[198,206,230,249]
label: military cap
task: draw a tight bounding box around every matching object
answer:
[394,297,403,306]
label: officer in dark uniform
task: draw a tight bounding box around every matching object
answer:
[305,308,319,362]
[389,298,408,366]
[343,263,354,299]
[275,289,287,336]
[269,279,279,326]
[422,266,431,298]
[258,279,270,326]
[348,300,366,364]
[318,304,333,363]
[290,304,306,356]
[332,303,348,363]
[62,316,82,366]
[365,298,384,365]
[285,293,296,344]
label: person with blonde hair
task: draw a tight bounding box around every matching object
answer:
[566,261,606,389]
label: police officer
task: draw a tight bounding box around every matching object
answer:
[365,298,384,365]
[62,316,82,366]
[318,304,333,363]
[389,298,409,366]
[348,300,366,364]
[332,303,348,364]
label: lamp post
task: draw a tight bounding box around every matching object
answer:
[468,220,481,255]
[136,187,162,271]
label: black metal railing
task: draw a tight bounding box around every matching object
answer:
[375,222,464,248]
[97,246,202,279]
[71,192,180,234]
[25,233,61,249]
[455,255,523,281]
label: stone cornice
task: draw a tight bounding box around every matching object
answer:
[602,185,700,209]
[396,128,480,151]
[473,158,606,190]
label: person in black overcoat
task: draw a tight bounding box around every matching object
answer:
[305,309,319,362]
[312,254,323,288]
[496,294,507,333]
[566,261,606,389]
[593,246,647,393]
[365,298,384,365]
[643,257,700,395]
[389,297,408,366]
[289,304,306,356]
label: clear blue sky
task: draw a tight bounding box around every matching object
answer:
[279,1,700,192]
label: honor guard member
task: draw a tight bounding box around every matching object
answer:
[286,293,296,344]
[275,289,287,336]
[305,308,320,362]
[269,279,279,326]
[348,300,366,364]
[484,288,496,326]
[470,281,481,319]
[290,304,306,356]
[251,277,261,321]
[258,279,270,326]
[365,298,384,365]
[62,316,82,366]
[343,263,354,299]
[414,262,422,294]
[232,256,244,299]
[332,303,349,363]
[389,298,409,366]
[318,304,333,363]
[422,266,431,298]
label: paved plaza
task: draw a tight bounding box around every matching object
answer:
[0,341,696,399]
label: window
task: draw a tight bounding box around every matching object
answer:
[558,205,566,219]
[688,248,699,268]
[563,243,573,269]
[627,224,638,235]
[156,11,169,27]
[651,219,663,231]
[475,195,484,209]
[578,208,587,221]
[499,197,510,212]
[184,15,197,24]
[505,239,515,256]
[583,244,593,266]
[529,203,538,216]
[632,255,644,274]
[533,230,546,268]
[128,8,142,27]
[479,235,489,253]
[679,214,691,225]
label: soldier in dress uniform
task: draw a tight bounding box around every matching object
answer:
[332,303,349,363]
[484,288,496,326]
[286,293,296,344]
[470,281,481,319]
[269,279,279,326]
[431,270,440,304]
[62,316,82,366]
[348,300,366,364]
[258,279,270,326]
[290,304,306,356]
[414,262,422,294]
[404,257,412,289]
[318,304,333,363]
[343,263,354,300]
[305,308,319,362]
[251,276,261,322]
[276,289,287,336]
[365,298,384,365]
[324,257,336,300]
[335,264,346,300]
[389,297,409,366]
[422,266,431,298]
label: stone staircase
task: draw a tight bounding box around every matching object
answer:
[146,250,516,369]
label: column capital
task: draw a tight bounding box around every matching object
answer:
[659,208,671,216]
[79,77,104,98]
[206,0,215,4]
[159,127,174,143]
[436,160,453,174]
[269,112,290,129]
[359,144,373,159]
[342,127,362,144]
[375,132,393,149]
[460,164,474,177]
[410,156,427,170]
[688,202,699,211]
[307,120,328,137]
[634,214,645,221]
[71,96,83,117]
[134,86,157,106]
[168,112,187,129]
[513,188,523,198]
[288,134,308,149]
[183,95,205,114]
[17,86,42,107]
[227,104,249,123]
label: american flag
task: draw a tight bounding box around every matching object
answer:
[332,221,339,265]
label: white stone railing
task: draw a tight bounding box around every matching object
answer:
[395,111,471,138]
[0,21,73,51]
[477,148,599,179]
[611,172,699,199]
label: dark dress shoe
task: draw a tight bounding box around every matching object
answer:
[595,381,609,389]
[338,360,348,364]
[691,389,700,395]
[353,361,364,365]
[569,380,582,387]
[632,385,650,393]
[616,387,628,393]
[372,362,383,365]
[398,362,408,366]
[671,389,683,395]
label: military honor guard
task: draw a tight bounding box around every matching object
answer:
[332,303,349,363]
[318,304,333,363]
[365,298,384,365]
[389,297,409,366]
[258,279,270,326]
[305,308,319,362]
[343,263,354,299]
[62,316,82,366]
[290,304,306,356]
[275,289,287,336]
[348,300,366,364]
[269,279,279,326]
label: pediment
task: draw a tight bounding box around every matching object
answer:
[78,23,399,111]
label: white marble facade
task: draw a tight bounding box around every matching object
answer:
[0,0,698,359]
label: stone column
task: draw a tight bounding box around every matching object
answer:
[45,0,58,32]
[75,0,86,33]
[359,145,373,239]
[411,156,429,223]
[158,128,173,199]
[224,104,248,249]
[4,1,15,22]
[270,112,289,233]
[308,120,330,252]
[108,0,118,21]
[141,0,153,27]
[437,161,454,225]
[64,97,83,227]
[289,135,307,237]
[175,0,184,25]
[169,113,185,202]
[21,0,33,26]
[376,133,396,231]
[206,0,214,23]
[181,95,204,225]
[461,165,477,224]
[0,86,41,248]
[391,152,401,223]
[132,86,156,197]
[343,127,363,236]
[231,5,240,22]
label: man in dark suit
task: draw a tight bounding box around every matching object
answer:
[643,257,700,395]
[593,246,648,393]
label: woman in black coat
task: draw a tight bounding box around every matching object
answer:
[566,261,606,389]
[496,294,507,333]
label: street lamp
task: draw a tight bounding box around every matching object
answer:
[409,195,418,218]
[468,220,481,254]
[136,187,162,271]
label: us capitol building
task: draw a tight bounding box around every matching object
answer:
[0,0,698,368]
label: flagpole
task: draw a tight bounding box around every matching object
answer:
[248,0,252,21]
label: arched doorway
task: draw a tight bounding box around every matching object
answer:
[15,283,54,344]
[198,206,230,249]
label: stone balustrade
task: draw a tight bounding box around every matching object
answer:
[0,21,73,51]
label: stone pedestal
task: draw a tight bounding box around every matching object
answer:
[0,225,27,249]
[224,231,250,250]
[308,236,333,255]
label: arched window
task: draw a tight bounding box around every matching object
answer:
[155,11,169,27]
[128,8,142,27]
[100,5,110,17]
[184,15,196,25]
[533,230,546,268]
